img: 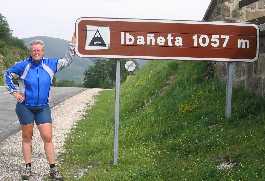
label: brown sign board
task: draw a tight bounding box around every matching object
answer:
[76,17,259,62]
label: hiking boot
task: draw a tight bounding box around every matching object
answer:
[21,166,32,180]
[50,167,64,180]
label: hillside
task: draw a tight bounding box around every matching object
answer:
[23,36,94,84]
[60,61,265,180]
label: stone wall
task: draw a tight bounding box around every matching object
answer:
[205,0,265,96]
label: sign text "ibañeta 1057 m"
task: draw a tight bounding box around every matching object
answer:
[76,17,259,62]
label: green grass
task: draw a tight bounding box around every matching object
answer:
[60,61,265,181]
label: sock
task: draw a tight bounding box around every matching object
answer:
[50,164,56,169]
[26,163,31,168]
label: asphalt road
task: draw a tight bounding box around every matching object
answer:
[0,86,86,142]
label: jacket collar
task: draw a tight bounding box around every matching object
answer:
[28,56,43,66]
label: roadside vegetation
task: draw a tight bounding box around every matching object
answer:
[54,79,83,87]
[83,59,133,89]
[60,61,265,180]
[0,13,28,85]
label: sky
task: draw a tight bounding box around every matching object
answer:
[0,0,211,41]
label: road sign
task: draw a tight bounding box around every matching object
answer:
[125,61,136,72]
[76,17,259,62]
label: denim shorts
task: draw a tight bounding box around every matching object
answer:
[15,103,52,125]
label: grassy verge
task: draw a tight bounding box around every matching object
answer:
[60,61,265,180]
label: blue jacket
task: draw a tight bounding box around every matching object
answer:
[4,44,75,108]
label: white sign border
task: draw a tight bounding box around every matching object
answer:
[75,17,260,62]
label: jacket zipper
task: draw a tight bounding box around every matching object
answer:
[37,68,40,105]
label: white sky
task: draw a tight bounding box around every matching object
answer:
[0,0,211,41]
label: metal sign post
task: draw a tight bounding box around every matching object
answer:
[113,59,120,165]
[225,62,235,119]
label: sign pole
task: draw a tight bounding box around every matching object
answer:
[114,59,121,165]
[225,62,235,119]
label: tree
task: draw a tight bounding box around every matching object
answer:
[0,13,11,40]
[0,14,28,85]
[0,13,26,49]
[83,59,135,88]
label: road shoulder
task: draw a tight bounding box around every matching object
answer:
[0,88,102,180]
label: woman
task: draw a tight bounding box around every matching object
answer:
[4,35,76,180]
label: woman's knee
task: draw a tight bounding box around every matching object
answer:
[37,123,53,143]
[42,133,53,143]
[22,132,33,143]
[21,124,33,143]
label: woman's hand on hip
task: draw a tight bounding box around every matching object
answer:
[13,92,25,103]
